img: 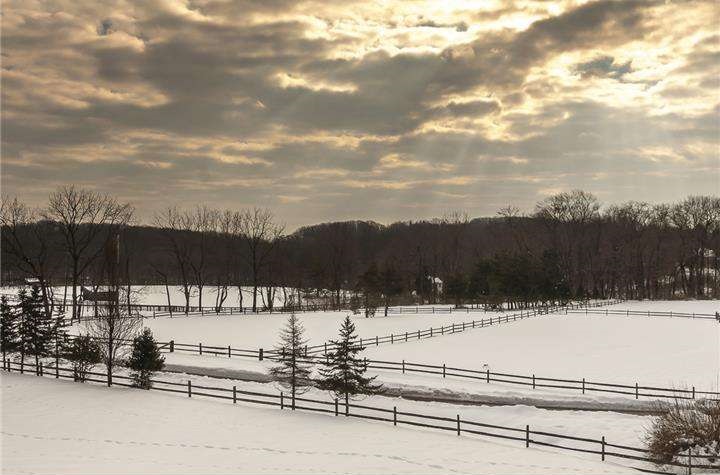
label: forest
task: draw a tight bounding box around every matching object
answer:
[2,188,719,314]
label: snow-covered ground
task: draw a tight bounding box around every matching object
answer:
[602,299,720,315]
[362,312,720,392]
[135,309,508,349]
[123,301,720,393]
[1,372,649,474]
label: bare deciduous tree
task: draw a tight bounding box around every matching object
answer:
[45,186,134,321]
[237,208,284,312]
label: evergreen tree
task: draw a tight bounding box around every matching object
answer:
[0,296,20,365]
[65,335,102,382]
[18,285,55,370]
[317,315,383,412]
[269,313,313,409]
[127,328,165,389]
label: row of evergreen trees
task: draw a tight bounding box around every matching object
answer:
[2,286,383,404]
[0,286,68,371]
[271,313,383,409]
[1,285,164,389]
[444,251,571,308]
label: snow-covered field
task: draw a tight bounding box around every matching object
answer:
[137,309,508,348]
[362,311,720,391]
[124,300,720,392]
[1,372,648,474]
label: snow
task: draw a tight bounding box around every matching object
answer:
[1,372,648,474]
[129,302,720,393]
[159,352,686,412]
[129,309,509,349]
[362,311,720,392]
[602,299,720,316]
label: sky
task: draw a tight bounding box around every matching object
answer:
[2,0,719,229]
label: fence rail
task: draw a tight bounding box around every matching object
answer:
[303,299,623,355]
[566,308,718,321]
[3,359,716,474]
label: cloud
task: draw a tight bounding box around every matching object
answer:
[574,55,632,80]
[1,0,717,228]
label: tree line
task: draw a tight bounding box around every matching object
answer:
[2,187,719,316]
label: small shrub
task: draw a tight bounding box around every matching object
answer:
[65,335,102,382]
[646,399,720,470]
[127,328,165,389]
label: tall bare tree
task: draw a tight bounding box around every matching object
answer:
[154,207,194,314]
[1,197,60,317]
[237,208,284,312]
[45,186,133,321]
[84,234,141,386]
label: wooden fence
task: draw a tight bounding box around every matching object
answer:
[3,359,716,474]
[566,308,718,320]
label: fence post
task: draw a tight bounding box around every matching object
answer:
[486,369,490,383]
[692,386,695,399]
[456,415,461,436]
[170,340,174,353]
[375,336,379,346]
[55,339,60,379]
[430,328,433,337]
[417,330,420,340]
[335,398,338,416]
[443,363,446,378]
[393,406,397,426]
[188,380,192,398]
[345,393,349,417]
[635,382,639,399]
[582,377,585,394]
[532,374,536,389]
[228,345,231,358]
[280,391,284,409]
[601,436,605,461]
[526,425,530,447]
[688,447,692,475]
[233,385,237,404]
[259,348,264,361]
[405,332,408,342]
[199,343,202,355]
[402,360,405,374]
[391,334,393,344]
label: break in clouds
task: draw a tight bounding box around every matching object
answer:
[2,0,719,228]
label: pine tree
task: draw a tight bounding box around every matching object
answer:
[0,296,20,365]
[18,285,55,371]
[269,313,313,409]
[127,328,165,389]
[65,335,102,382]
[317,315,383,412]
